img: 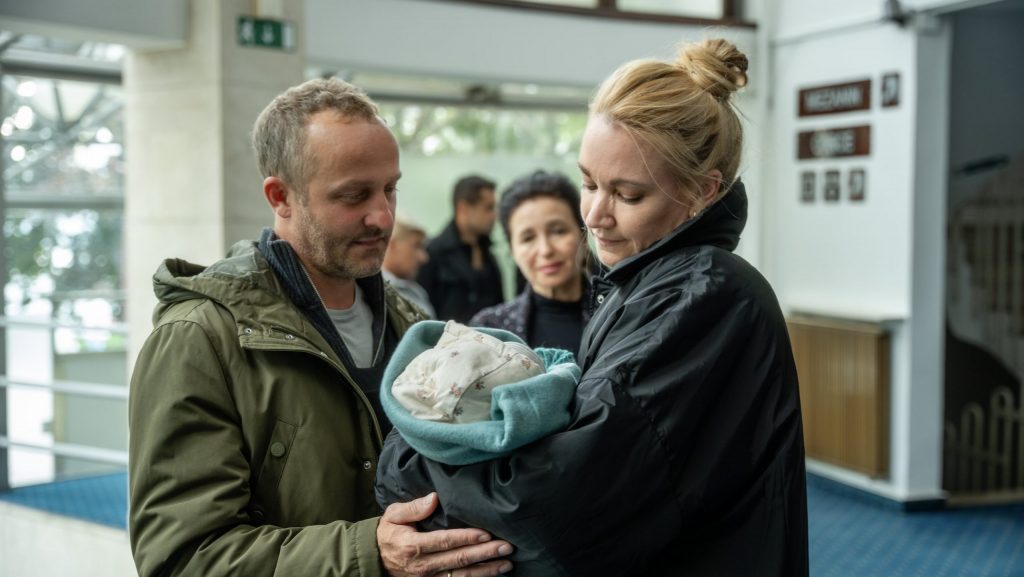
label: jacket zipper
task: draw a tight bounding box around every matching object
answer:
[295,265,386,445]
[371,292,388,367]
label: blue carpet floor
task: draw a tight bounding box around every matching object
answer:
[1,471,1022,575]
[0,472,127,529]
[807,475,1024,577]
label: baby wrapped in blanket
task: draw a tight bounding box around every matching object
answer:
[381,320,580,465]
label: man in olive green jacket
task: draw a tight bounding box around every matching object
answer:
[128,78,513,577]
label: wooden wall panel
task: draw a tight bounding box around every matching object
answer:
[788,315,890,478]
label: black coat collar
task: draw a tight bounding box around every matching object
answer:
[602,180,748,286]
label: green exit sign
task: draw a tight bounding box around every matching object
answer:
[237,16,296,52]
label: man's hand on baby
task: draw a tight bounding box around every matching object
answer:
[378,493,514,577]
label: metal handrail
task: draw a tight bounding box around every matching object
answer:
[0,316,129,335]
[0,436,126,466]
[0,376,127,400]
[0,375,127,471]
[0,320,129,474]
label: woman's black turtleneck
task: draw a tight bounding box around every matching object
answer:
[529,291,584,353]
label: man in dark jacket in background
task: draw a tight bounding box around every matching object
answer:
[128,78,513,577]
[417,175,504,322]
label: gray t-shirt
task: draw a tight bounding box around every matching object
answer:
[327,283,375,368]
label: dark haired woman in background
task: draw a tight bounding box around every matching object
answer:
[469,169,592,353]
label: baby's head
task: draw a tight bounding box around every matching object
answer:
[393,321,545,423]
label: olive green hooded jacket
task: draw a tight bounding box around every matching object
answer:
[128,239,423,577]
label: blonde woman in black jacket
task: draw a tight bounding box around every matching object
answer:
[377,38,808,577]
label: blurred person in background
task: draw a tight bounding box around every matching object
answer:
[470,170,592,354]
[382,216,435,318]
[417,175,504,322]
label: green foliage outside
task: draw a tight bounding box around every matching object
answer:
[2,73,126,352]
[378,103,589,299]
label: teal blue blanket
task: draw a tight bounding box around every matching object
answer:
[380,320,580,465]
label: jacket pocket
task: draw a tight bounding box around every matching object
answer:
[251,418,298,522]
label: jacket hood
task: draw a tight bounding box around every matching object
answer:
[604,179,748,284]
[151,237,423,357]
[151,240,284,325]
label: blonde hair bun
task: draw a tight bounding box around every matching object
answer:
[675,38,748,101]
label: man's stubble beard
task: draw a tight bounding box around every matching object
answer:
[296,206,387,280]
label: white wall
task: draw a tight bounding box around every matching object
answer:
[124,0,304,366]
[774,0,880,40]
[0,0,186,49]
[767,0,954,501]
[305,0,757,87]
[766,25,916,319]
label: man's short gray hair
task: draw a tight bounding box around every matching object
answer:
[252,77,379,195]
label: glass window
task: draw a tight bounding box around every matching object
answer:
[526,0,598,6]
[376,101,587,299]
[430,0,729,19]
[2,75,124,205]
[4,207,125,345]
[2,46,127,488]
[617,0,724,19]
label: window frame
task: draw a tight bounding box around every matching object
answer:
[422,0,753,27]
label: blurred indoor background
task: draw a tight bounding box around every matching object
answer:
[0,0,1022,575]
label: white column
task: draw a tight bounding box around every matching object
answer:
[903,18,951,500]
[124,0,304,365]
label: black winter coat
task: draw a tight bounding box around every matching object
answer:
[417,221,504,323]
[376,182,809,577]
